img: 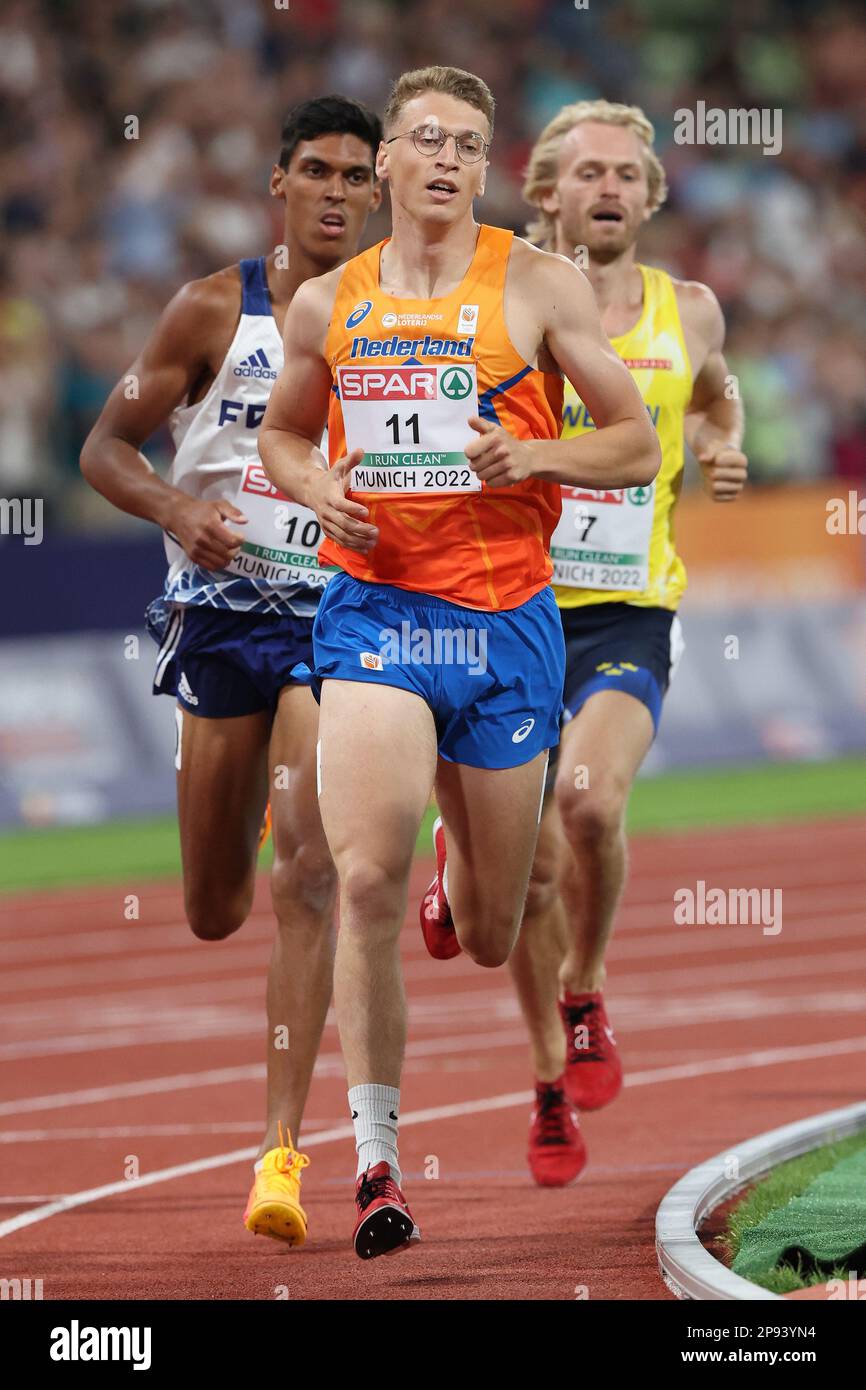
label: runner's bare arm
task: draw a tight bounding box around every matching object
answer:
[80,275,250,568]
[679,282,747,503]
[465,251,660,490]
[259,276,378,554]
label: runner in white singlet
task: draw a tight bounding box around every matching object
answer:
[80,96,382,1245]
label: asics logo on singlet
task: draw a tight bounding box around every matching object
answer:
[350,334,474,360]
[346,300,373,329]
[511,718,536,744]
[233,348,277,380]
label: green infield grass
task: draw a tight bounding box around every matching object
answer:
[1,756,864,895]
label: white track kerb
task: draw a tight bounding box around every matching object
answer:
[656,1100,866,1300]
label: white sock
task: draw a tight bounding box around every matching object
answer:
[348,1084,401,1186]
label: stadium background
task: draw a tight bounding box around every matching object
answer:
[0,0,865,1308]
[0,0,864,867]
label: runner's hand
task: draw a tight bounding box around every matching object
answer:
[167,496,248,570]
[697,442,748,502]
[465,416,535,487]
[309,450,379,553]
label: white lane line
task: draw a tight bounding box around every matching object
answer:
[623,1033,866,1087]
[0,1120,348,1143]
[0,946,273,995]
[0,1028,531,1116]
[0,1092,531,1241]
[5,880,863,966]
[0,920,275,965]
[613,946,866,995]
[7,921,865,1033]
[6,979,866,1065]
[3,1033,866,1243]
[0,1025,535,1080]
[612,913,866,961]
[0,1064,266,1118]
[0,1195,73,1204]
[2,977,265,1024]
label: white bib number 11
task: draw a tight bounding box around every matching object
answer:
[337,362,480,494]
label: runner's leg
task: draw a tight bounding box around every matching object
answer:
[507,798,570,1081]
[176,708,270,940]
[435,750,550,968]
[318,679,437,1090]
[553,690,654,991]
[260,683,337,1155]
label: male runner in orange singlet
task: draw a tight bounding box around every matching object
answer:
[260,67,660,1258]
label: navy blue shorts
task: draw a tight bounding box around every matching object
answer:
[308,572,565,770]
[560,601,683,734]
[148,601,315,718]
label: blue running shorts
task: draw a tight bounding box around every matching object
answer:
[309,572,565,770]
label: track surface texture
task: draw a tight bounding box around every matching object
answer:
[1,817,864,1301]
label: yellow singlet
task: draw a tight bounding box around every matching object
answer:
[550,263,692,610]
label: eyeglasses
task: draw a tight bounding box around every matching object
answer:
[385,125,490,165]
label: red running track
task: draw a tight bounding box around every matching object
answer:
[1,817,865,1300]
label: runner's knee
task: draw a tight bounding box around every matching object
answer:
[461,924,516,969]
[522,854,559,923]
[271,839,337,923]
[338,856,410,935]
[457,899,521,968]
[185,883,251,941]
[555,773,628,849]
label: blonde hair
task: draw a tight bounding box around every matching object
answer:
[383,66,495,138]
[523,100,667,248]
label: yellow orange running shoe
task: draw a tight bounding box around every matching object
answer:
[258,801,272,850]
[243,1124,310,1246]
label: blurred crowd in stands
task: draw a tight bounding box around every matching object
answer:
[1,0,864,531]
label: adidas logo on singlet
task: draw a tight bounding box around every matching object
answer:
[233,348,277,380]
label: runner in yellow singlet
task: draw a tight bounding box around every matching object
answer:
[513,101,748,1186]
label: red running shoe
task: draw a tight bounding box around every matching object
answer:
[419,816,462,960]
[527,1080,587,1188]
[353,1162,420,1259]
[559,990,623,1111]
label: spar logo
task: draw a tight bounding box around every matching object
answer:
[240,462,291,501]
[346,300,373,329]
[338,367,438,401]
[441,367,473,400]
[627,485,654,505]
[561,486,625,505]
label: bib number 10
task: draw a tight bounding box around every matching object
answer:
[283,513,322,550]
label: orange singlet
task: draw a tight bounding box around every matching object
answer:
[322,225,563,612]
